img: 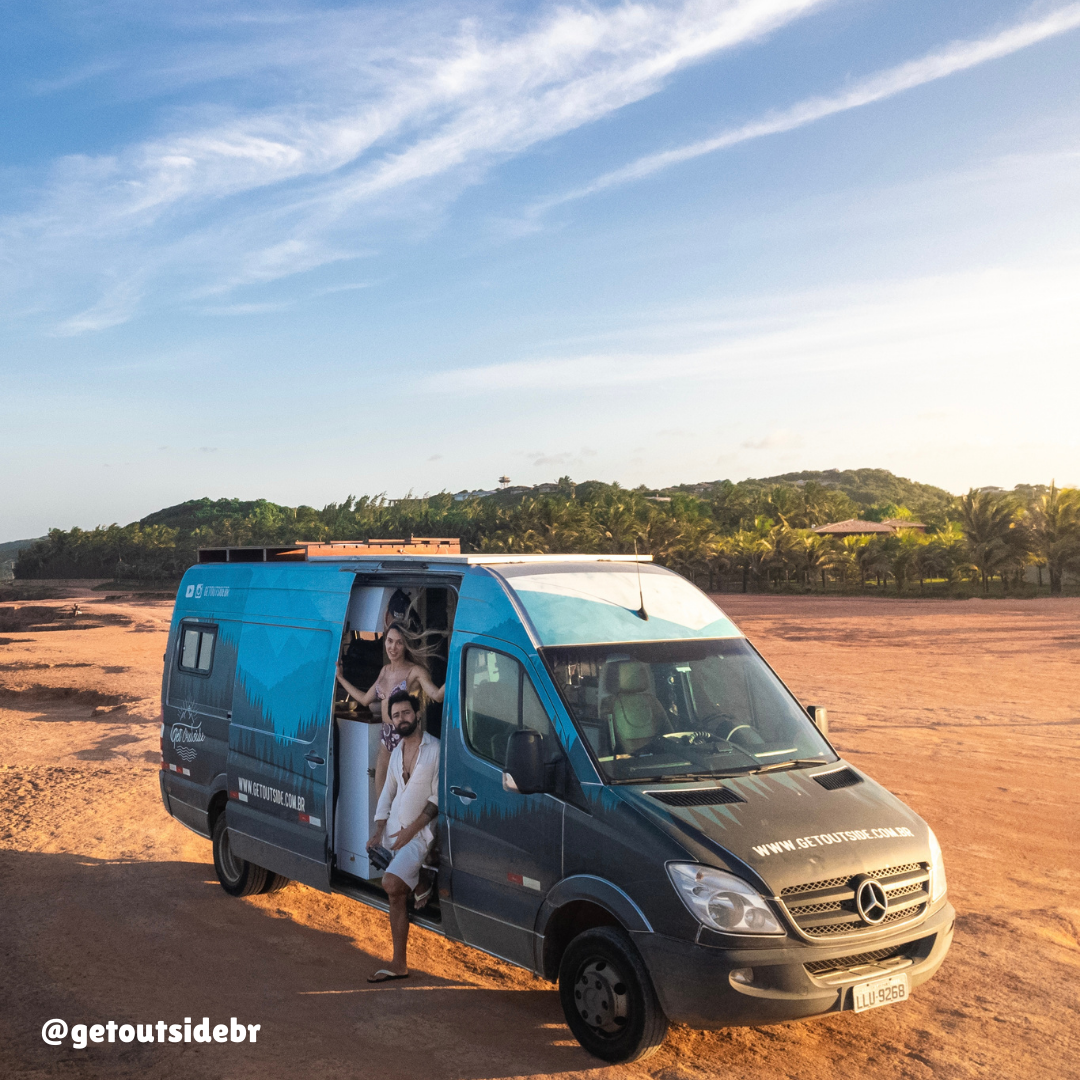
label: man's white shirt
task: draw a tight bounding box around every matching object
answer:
[375,731,440,847]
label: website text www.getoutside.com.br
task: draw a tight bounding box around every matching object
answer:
[751,825,916,858]
[41,1017,261,1049]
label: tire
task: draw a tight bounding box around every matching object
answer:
[558,926,668,1064]
[212,814,268,897]
[262,872,291,894]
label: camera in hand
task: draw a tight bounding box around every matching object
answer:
[368,844,393,872]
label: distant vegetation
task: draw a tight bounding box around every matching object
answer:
[0,537,42,582]
[13,469,1080,597]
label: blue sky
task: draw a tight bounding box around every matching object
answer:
[2,0,1079,540]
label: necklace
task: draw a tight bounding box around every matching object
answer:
[401,739,420,784]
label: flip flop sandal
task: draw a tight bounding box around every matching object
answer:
[367,969,409,983]
[413,884,433,910]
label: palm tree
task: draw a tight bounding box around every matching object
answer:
[889,530,925,595]
[790,531,834,590]
[589,488,649,553]
[1026,482,1080,596]
[914,532,950,589]
[957,489,1027,594]
[834,535,868,586]
[731,519,775,592]
[839,534,879,588]
[707,534,736,592]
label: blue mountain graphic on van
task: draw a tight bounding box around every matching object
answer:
[231,622,333,745]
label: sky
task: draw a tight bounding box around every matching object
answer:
[2,0,1079,540]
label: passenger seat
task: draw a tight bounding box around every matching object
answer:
[603,661,670,754]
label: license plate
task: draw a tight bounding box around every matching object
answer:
[852,972,909,1013]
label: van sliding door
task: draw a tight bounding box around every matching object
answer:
[226,619,336,891]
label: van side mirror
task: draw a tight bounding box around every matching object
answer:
[503,729,552,795]
[807,705,829,736]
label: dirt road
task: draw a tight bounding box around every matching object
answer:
[2,592,1078,1079]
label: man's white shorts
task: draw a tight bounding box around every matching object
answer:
[383,834,432,890]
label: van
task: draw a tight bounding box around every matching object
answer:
[159,544,953,1063]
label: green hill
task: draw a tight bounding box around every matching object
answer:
[15,467,1029,583]
[139,498,291,531]
[741,469,954,516]
[1,537,43,580]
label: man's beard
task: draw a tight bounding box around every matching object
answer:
[395,718,419,738]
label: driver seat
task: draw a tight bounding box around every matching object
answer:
[603,661,669,754]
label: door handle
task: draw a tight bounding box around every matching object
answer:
[449,785,477,804]
[305,753,325,768]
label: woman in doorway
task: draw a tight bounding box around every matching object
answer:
[336,622,444,797]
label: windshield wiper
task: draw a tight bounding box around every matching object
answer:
[610,760,830,785]
[751,757,830,775]
[613,768,758,785]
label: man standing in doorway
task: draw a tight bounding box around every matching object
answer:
[366,690,439,982]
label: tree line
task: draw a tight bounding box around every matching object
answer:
[14,477,1080,596]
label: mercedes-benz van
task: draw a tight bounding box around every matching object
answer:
[159,544,953,1063]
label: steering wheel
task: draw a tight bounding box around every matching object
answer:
[662,730,722,747]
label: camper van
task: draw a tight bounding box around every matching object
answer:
[159,543,953,1063]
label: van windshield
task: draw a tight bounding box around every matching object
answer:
[540,638,835,784]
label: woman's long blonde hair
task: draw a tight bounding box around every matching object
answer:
[382,619,446,667]
[383,619,445,719]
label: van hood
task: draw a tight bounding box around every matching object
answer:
[617,763,929,895]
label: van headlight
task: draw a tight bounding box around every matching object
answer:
[928,828,947,904]
[667,864,784,935]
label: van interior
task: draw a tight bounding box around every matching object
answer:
[330,577,458,924]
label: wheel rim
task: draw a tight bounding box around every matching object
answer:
[218,827,243,884]
[573,958,629,1036]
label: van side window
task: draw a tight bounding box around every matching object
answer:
[178,624,216,675]
[463,648,559,768]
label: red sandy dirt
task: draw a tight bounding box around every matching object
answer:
[1,591,1078,1079]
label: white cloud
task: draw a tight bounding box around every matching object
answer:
[742,430,801,450]
[524,447,598,467]
[423,254,1080,393]
[1,0,831,329]
[53,279,144,336]
[539,3,1080,208]
[200,301,293,316]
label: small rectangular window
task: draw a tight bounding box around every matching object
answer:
[463,647,560,768]
[178,624,216,675]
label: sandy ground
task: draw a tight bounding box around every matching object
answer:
[1,590,1078,1080]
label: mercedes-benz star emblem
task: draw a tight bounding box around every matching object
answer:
[855,877,889,924]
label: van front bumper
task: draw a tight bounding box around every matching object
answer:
[632,900,954,1029]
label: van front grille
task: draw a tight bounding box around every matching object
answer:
[803,945,907,975]
[780,863,930,937]
[781,863,921,896]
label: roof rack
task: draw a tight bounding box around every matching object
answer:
[198,537,461,563]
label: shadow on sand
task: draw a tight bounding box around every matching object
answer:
[0,850,593,1080]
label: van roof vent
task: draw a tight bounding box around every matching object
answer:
[812,767,862,790]
[647,787,745,807]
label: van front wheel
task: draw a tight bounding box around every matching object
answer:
[212,815,268,897]
[558,926,668,1063]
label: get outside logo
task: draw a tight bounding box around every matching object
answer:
[170,720,206,763]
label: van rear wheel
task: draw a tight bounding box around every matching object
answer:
[558,926,668,1063]
[212,815,268,897]
[262,872,291,894]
